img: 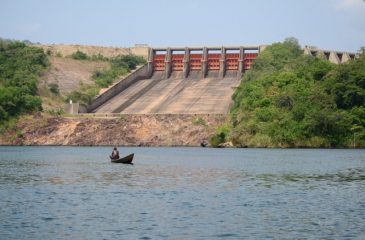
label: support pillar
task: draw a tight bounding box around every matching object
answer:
[219,47,226,78]
[303,46,313,56]
[202,47,208,78]
[341,52,351,63]
[329,51,340,64]
[147,48,154,78]
[315,49,326,60]
[165,48,172,79]
[183,47,190,78]
[259,45,267,53]
[238,47,245,78]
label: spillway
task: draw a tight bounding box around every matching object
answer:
[89,46,260,114]
[93,72,240,114]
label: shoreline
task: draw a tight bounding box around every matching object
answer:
[0,144,363,149]
[1,114,363,149]
[0,114,225,147]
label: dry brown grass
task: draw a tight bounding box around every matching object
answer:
[38,44,131,58]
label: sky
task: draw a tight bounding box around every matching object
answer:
[1,0,364,52]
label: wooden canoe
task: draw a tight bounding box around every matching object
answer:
[110,153,134,164]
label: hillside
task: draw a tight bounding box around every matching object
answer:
[213,38,365,148]
[37,46,146,113]
[40,56,109,94]
[38,44,148,59]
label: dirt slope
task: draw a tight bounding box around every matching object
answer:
[41,57,109,94]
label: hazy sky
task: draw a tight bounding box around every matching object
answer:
[1,0,364,52]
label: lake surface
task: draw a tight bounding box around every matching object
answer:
[0,147,364,239]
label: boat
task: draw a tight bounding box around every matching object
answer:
[110,153,134,164]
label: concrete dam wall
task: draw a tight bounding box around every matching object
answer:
[89,46,261,114]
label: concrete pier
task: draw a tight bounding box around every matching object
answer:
[219,47,226,78]
[183,47,190,78]
[304,46,356,64]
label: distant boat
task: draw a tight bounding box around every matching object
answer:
[110,153,134,164]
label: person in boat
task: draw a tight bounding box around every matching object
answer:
[110,147,120,160]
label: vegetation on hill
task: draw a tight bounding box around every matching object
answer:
[0,40,48,126]
[92,54,146,87]
[70,50,109,61]
[71,50,89,60]
[0,43,146,129]
[211,38,365,148]
[66,51,146,105]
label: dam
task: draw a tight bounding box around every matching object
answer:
[89,46,261,114]
[86,45,356,115]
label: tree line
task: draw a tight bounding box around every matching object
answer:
[0,40,48,124]
[210,38,365,148]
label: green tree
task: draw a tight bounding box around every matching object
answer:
[0,40,47,123]
[227,38,365,148]
[112,55,146,70]
[323,54,365,109]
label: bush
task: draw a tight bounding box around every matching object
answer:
[91,54,145,88]
[209,124,230,147]
[66,85,99,106]
[90,54,109,61]
[48,83,59,95]
[112,55,146,70]
[248,134,272,147]
[92,68,128,88]
[71,50,88,60]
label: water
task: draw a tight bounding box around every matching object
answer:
[0,147,364,239]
